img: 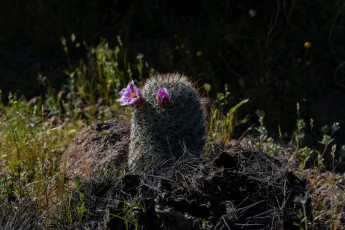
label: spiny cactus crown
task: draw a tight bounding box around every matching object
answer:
[128,73,206,170]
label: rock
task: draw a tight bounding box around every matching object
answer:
[61,120,130,180]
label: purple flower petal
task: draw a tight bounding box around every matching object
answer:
[116,81,142,106]
[156,88,170,108]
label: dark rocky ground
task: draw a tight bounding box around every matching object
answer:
[60,149,310,230]
[44,120,312,229]
[58,120,344,230]
[1,119,344,229]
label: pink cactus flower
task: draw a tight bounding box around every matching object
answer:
[116,81,141,105]
[156,88,170,108]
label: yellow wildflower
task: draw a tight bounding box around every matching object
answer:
[304,42,311,49]
[196,51,202,57]
[13,101,18,105]
[0,90,2,94]
[175,45,180,50]
[186,50,190,55]
[180,44,184,49]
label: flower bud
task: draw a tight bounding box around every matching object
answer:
[156,88,170,108]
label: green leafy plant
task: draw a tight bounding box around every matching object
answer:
[61,35,154,118]
[300,146,313,171]
[75,181,86,229]
[309,122,340,181]
[0,88,83,217]
[110,200,146,230]
[291,103,306,151]
[293,209,310,230]
[207,83,248,145]
[252,110,285,155]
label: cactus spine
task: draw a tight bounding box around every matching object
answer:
[128,73,206,170]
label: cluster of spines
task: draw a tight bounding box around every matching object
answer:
[128,73,206,171]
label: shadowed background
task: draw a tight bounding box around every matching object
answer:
[1,0,345,134]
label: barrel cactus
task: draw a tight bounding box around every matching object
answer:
[125,73,206,171]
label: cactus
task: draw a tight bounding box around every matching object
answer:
[128,73,206,170]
